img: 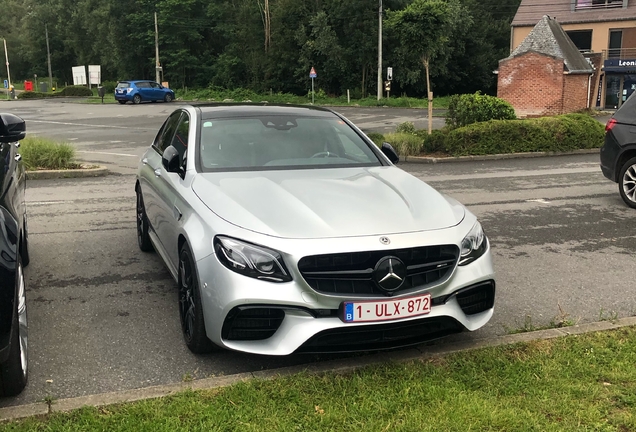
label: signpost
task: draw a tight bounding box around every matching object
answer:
[386,67,393,98]
[309,67,317,104]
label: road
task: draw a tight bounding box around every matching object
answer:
[0,100,632,407]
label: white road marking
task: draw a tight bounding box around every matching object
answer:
[24,119,132,129]
[77,150,138,157]
[526,199,551,204]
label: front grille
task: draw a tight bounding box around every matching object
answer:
[298,245,459,297]
[455,281,495,315]
[222,307,285,341]
[296,316,463,353]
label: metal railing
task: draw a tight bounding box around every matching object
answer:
[603,48,636,59]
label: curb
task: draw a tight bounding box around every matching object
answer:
[1,316,635,422]
[403,148,600,164]
[25,166,109,180]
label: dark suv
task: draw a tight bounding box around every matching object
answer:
[600,96,636,208]
[0,113,29,396]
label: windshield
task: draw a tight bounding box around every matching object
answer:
[198,115,381,171]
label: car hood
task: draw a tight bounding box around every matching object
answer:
[192,167,465,239]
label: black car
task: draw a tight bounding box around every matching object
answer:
[0,113,29,396]
[600,96,636,208]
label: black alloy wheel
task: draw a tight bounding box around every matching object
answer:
[132,94,142,104]
[0,255,28,396]
[178,244,215,354]
[164,93,173,103]
[118,100,126,105]
[136,189,153,252]
[619,157,636,209]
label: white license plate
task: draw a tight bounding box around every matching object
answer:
[342,293,431,323]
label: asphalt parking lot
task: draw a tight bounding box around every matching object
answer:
[0,99,633,407]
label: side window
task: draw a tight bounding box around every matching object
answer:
[136,82,150,89]
[171,113,190,167]
[153,112,182,154]
[150,82,160,88]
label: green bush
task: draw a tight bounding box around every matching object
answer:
[20,137,78,170]
[101,80,117,94]
[422,129,448,154]
[17,91,52,99]
[395,121,416,135]
[382,133,423,156]
[444,113,604,156]
[58,85,93,97]
[366,132,385,146]
[446,92,516,128]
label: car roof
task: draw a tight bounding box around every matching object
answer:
[194,103,336,119]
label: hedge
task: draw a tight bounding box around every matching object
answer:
[446,92,516,128]
[17,85,93,99]
[58,85,93,97]
[426,113,604,157]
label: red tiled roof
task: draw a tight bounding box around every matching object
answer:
[512,0,636,27]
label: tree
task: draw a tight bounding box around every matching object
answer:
[387,0,469,132]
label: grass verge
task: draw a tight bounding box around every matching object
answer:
[4,327,636,431]
[20,137,79,171]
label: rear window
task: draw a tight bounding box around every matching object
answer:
[198,115,381,172]
[116,82,129,88]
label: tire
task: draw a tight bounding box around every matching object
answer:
[164,93,173,103]
[0,256,28,396]
[136,188,154,252]
[118,100,126,105]
[178,243,215,354]
[619,156,636,209]
[21,216,30,268]
[132,94,142,105]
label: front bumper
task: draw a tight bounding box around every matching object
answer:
[195,236,495,356]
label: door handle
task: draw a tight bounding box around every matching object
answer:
[154,168,161,177]
[14,142,20,148]
[142,158,148,165]
[173,205,182,221]
[14,154,21,162]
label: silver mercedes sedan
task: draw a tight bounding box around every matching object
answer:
[136,104,495,356]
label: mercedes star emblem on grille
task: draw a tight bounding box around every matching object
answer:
[379,236,390,245]
[373,256,407,292]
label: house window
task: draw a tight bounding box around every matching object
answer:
[566,30,593,52]
[609,30,623,58]
[575,0,624,9]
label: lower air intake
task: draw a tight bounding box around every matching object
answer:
[222,307,285,341]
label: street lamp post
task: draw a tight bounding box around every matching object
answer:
[3,38,11,89]
[377,0,382,101]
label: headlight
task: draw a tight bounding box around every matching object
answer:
[214,236,292,282]
[459,221,488,266]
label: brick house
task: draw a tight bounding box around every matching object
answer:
[497,16,594,117]
[511,0,636,110]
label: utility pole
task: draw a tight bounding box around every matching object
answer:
[3,38,11,88]
[45,25,53,91]
[377,0,382,101]
[154,12,161,83]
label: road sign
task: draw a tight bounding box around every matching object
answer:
[384,81,391,92]
[3,80,7,89]
[309,67,317,78]
[387,67,393,81]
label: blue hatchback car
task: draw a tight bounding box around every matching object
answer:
[115,80,175,105]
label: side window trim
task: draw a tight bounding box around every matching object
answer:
[153,111,183,155]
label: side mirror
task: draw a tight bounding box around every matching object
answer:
[381,142,399,164]
[0,113,26,143]
[162,146,182,174]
